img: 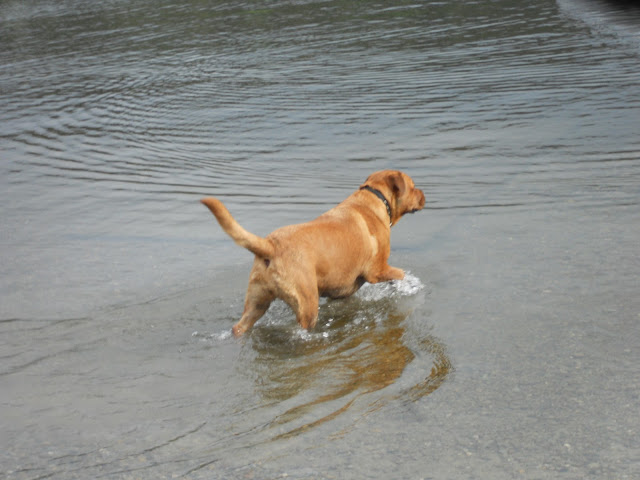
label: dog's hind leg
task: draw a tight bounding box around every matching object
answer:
[292,286,320,331]
[232,282,274,337]
[278,278,319,331]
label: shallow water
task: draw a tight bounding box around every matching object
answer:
[1,0,640,478]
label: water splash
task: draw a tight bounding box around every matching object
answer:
[356,271,425,301]
[191,329,232,342]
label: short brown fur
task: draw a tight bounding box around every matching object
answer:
[201,170,425,336]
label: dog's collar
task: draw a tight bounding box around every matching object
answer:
[360,186,393,227]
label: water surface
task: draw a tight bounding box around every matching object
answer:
[1,0,639,478]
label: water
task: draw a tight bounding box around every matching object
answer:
[1,0,639,478]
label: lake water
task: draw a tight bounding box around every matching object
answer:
[1,0,639,478]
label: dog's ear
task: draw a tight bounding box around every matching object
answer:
[386,172,407,198]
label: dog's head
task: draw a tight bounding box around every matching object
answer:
[361,170,425,225]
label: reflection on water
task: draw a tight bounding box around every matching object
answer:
[245,276,451,440]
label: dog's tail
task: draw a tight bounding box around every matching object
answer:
[200,198,275,259]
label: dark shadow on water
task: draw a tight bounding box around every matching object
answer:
[243,283,452,440]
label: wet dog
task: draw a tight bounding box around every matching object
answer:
[201,170,425,336]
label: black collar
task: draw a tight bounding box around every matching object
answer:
[360,186,392,226]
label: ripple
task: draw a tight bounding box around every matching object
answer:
[3,0,638,223]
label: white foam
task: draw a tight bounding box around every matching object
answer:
[294,328,315,341]
[213,330,233,341]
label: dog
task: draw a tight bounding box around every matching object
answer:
[201,170,425,336]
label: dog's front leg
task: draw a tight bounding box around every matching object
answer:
[367,264,405,283]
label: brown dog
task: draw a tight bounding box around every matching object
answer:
[201,170,425,336]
